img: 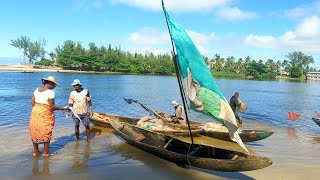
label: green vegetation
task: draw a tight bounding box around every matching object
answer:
[11,36,318,78]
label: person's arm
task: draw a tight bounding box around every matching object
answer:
[30,95,35,106]
[235,99,239,106]
[87,91,93,117]
[88,101,93,117]
[176,106,183,119]
[48,99,69,111]
[66,93,73,117]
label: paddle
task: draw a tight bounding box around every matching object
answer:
[123,98,167,121]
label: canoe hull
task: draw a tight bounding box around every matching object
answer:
[312,118,320,127]
[201,130,274,142]
[90,112,273,142]
[90,112,202,136]
[109,118,272,172]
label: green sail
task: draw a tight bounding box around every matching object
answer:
[162,1,248,153]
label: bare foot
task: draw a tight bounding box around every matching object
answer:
[32,152,41,157]
[42,152,57,157]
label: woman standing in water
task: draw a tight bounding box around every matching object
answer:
[29,76,69,157]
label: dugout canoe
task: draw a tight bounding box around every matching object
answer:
[90,112,202,136]
[201,124,274,142]
[312,118,320,127]
[90,112,273,142]
[109,117,273,172]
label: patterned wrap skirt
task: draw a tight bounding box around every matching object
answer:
[29,104,55,144]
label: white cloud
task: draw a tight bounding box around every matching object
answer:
[194,43,207,54]
[284,1,320,19]
[111,0,230,12]
[295,16,320,38]
[128,28,170,45]
[245,35,278,49]
[215,7,258,21]
[245,16,320,53]
[126,28,217,56]
[186,30,217,44]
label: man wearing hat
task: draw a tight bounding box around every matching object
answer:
[67,79,93,141]
[170,100,186,124]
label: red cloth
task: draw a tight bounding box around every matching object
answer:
[287,112,301,120]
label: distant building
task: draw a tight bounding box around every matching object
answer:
[307,72,320,80]
[280,70,289,76]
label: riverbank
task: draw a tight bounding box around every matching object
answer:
[0,64,121,74]
[0,64,311,82]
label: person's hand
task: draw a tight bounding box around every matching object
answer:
[89,111,93,118]
[63,106,70,110]
[66,111,70,118]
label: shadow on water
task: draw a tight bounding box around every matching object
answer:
[111,132,255,180]
[49,133,75,153]
[50,129,92,153]
[180,165,255,180]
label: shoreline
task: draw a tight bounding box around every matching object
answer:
[0,64,122,74]
[0,64,315,81]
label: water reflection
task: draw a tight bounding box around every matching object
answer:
[72,142,90,170]
[287,127,298,140]
[32,156,50,175]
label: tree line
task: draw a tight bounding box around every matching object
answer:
[11,36,318,78]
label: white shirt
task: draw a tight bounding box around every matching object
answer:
[34,88,55,105]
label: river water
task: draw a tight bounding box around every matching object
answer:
[0,71,319,179]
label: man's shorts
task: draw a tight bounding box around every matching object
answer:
[72,113,90,128]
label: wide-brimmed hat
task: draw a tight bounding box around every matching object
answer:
[42,76,59,85]
[71,79,82,86]
[171,100,179,107]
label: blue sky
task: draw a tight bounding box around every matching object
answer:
[1,0,320,68]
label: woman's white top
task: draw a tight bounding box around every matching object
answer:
[34,88,55,105]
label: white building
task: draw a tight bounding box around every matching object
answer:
[307,72,320,80]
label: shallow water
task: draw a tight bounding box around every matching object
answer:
[0,71,320,179]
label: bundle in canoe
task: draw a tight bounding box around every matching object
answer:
[109,117,272,172]
[90,112,202,136]
[157,111,274,142]
[90,112,274,142]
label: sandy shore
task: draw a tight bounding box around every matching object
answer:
[0,64,120,74]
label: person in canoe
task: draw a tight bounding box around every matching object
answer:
[229,92,242,125]
[67,79,93,141]
[170,100,186,124]
[29,76,69,157]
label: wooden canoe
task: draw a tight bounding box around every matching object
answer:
[109,117,273,172]
[201,124,274,142]
[157,111,274,142]
[312,118,320,127]
[90,112,202,136]
[90,112,273,142]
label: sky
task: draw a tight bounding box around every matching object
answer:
[1,0,320,68]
